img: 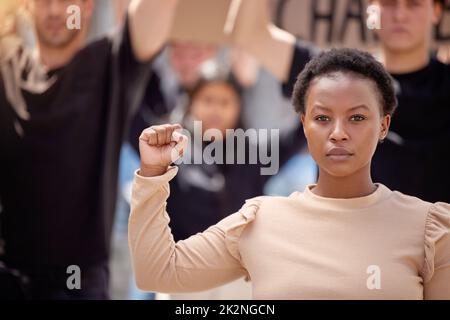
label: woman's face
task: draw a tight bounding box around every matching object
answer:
[301,72,391,178]
[190,81,241,136]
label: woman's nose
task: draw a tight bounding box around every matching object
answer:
[329,120,349,142]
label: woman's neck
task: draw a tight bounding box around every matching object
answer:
[312,165,376,199]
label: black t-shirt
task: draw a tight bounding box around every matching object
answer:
[284,43,450,203]
[0,19,152,268]
[372,59,450,203]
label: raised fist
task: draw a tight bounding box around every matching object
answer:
[138,124,188,177]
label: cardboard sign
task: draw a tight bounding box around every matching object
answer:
[169,0,234,44]
[169,0,450,49]
[270,0,450,49]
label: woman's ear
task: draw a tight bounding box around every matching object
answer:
[380,114,391,141]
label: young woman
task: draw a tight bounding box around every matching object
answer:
[232,0,450,204]
[128,48,450,299]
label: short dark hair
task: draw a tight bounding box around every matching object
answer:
[292,48,398,117]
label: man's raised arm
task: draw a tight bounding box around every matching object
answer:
[128,0,179,62]
[231,0,296,83]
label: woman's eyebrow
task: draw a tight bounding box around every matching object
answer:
[348,105,370,112]
[312,105,331,112]
[312,105,370,112]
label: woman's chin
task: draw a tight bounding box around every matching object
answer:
[322,164,359,178]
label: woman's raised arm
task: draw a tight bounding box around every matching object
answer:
[128,124,254,293]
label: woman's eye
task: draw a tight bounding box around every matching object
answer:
[315,115,330,122]
[350,115,366,121]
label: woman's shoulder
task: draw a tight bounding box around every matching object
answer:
[388,188,434,213]
[388,189,450,283]
[425,202,450,234]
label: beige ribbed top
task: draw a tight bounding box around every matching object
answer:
[128,166,450,299]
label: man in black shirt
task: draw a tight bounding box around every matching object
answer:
[0,0,178,299]
[232,0,450,203]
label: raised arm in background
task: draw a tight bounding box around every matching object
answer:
[128,0,179,62]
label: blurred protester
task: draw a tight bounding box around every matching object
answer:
[0,0,178,299]
[128,41,219,147]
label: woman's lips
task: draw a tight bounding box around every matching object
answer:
[326,147,354,161]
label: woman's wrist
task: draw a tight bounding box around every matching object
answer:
[139,163,169,177]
